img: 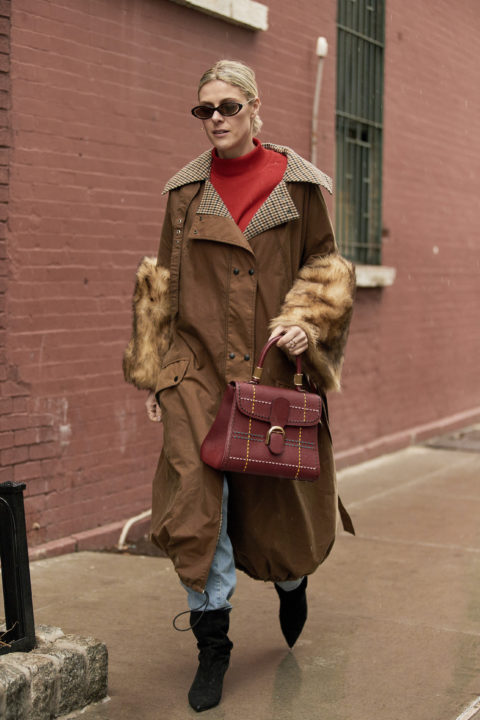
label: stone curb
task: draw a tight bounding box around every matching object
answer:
[0,625,108,719]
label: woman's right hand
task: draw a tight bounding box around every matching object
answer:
[145,390,162,423]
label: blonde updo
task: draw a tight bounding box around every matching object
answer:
[198,60,263,135]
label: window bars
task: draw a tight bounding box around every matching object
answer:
[336,0,385,265]
[0,482,35,655]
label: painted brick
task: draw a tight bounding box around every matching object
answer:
[0,396,12,413]
[29,442,58,460]
[14,427,39,445]
[0,464,13,482]
[1,444,29,465]
[0,0,10,17]
[14,459,42,482]
[0,429,12,448]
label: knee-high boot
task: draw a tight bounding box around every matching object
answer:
[188,609,233,712]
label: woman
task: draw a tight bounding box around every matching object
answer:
[123,60,355,712]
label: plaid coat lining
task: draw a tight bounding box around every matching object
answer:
[162,143,333,242]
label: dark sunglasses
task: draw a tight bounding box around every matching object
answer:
[191,101,249,120]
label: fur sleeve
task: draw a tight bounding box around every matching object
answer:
[269,253,355,392]
[122,257,172,391]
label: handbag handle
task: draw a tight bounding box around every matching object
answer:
[251,335,304,391]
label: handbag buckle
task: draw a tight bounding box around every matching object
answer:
[265,425,286,446]
[294,373,304,388]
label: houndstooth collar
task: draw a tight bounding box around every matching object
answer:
[162,143,332,195]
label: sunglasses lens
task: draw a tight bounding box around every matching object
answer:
[191,102,243,119]
[218,102,241,116]
[192,106,214,119]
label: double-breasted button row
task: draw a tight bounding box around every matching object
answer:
[228,352,251,361]
[232,268,255,275]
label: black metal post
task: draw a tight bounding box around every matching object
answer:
[0,481,35,654]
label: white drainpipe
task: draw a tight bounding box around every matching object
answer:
[311,36,329,167]
[117,508,152,551]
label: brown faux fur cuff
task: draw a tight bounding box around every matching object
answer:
[269,253,355,392]
[123,257,171,391]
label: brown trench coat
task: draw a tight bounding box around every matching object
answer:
[123,143,355,593]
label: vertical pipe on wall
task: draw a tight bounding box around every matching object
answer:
[311,36,328,167]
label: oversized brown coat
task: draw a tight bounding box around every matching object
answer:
[123,144,355,593]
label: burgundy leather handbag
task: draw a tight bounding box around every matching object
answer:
[200,336,322,481]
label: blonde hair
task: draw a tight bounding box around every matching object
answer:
[198,60,263,135]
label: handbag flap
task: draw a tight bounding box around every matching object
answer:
[234,382,321,427]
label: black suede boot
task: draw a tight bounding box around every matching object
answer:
[188,609,233,712]
[274,576,308,648]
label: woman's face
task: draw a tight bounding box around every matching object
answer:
[197,80,260,159]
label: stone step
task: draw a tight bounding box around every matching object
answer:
[0,625,108,719]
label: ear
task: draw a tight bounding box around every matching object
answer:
[251,97,261,116]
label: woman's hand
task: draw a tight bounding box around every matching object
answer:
[269,325,308,356]
[145,390,162,423]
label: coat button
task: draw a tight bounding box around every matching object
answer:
[229,352,235,359]
[233,268,240,275]
[244,354,250,361]
[248,268,255,276]
[176,229,181,235]
[177,218,182,224]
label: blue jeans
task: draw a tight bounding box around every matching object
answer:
[183,477,303,611]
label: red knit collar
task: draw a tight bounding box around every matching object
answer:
[211,138,265,177]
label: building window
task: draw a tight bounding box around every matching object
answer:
[168,0,268,31]
[336,0,385,265]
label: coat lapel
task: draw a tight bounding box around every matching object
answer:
[163,142,333,245]
[191,180,254,254]
[197,179,231,220]
[188,213,254,255]
[243,180,300,241]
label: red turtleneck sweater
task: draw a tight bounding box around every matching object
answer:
[210,139,288,232]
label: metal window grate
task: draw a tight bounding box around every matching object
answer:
[336,0,385,265]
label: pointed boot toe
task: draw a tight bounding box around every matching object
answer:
[188,650,230,712]
[274,576,308,648]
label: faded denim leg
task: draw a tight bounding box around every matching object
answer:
[183,476,237,611]
[275,578,304,591]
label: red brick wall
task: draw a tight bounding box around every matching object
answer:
[2,0,479,550]
[0,0,12,486]
[330,0,480,462]
[5,0,338,550]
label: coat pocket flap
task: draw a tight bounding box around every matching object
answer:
[234,382,322,426]
[155,358,189,395]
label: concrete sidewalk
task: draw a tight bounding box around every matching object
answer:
[28,443,480,720]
